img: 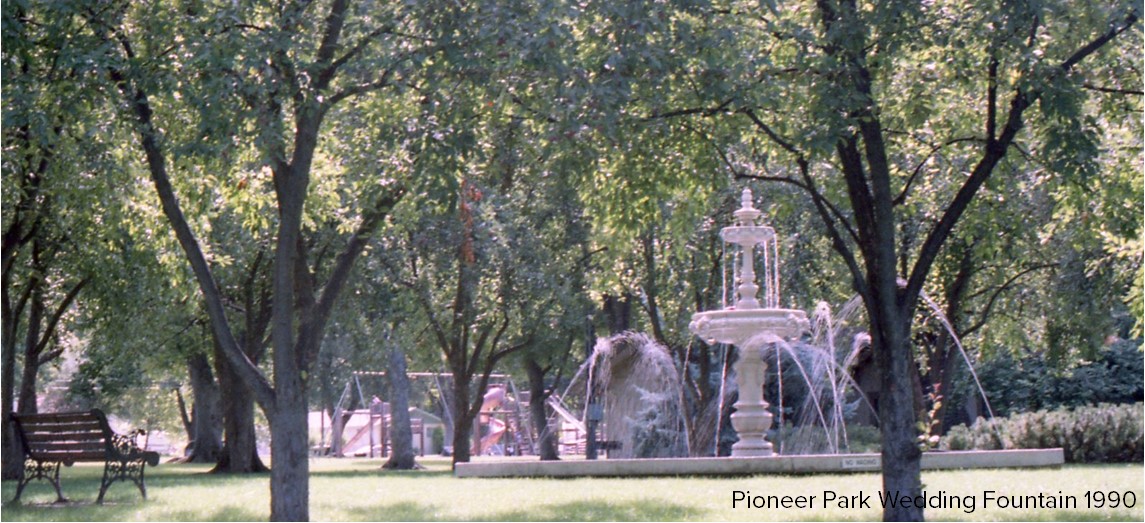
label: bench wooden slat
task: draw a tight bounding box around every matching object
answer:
[23,428,104,439]
[27,440,108,453]
[21,420,104,432]
[19,412,100,424]
[22,425,105,434]
[24,438,107,447]
[28,450,109,462]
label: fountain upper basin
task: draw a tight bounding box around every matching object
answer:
[690,308,810,345]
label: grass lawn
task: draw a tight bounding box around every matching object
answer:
[1,457,1142,521]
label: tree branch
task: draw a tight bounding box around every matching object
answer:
[325,23,396,77]
[466,320,499,379]
[894,137,981,205]
[313,187,405,321]
[1081,82,1144,96]
[642,98,734,121]
[99,22,276,411]
[962,263,1057,336]
[312,0,351,91]
[905,10,1140,307]
[414,277,453,355]
[739,108,869,299]
[1060,11,1139,71]
[32,277,87,357]
[987,53,999,143]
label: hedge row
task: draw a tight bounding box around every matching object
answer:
[940,402,1143,463]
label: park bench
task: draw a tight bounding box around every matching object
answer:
[9,409,160,503]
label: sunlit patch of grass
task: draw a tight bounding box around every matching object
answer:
[1,457,1141,521]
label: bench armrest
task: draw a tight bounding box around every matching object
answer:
[110,429,160,466]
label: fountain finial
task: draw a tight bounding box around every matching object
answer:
[733,188,762,226]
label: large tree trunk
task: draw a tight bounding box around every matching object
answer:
[268,395,308,521]
[17,273,44,415]
[871,306,923,521]
[450,374,474,466]
[525,359,560,461]
[212,339,269,473]
[602,293,632,334]
[382,344,418,469]
[267,139,311,520]
[184,352,224,463]
[1,333,21,479]
[17,359,39,415]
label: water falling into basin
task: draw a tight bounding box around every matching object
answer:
[587,332,690,458]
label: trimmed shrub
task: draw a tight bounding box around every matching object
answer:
[940,402,1144,463]
[431,426,445,455]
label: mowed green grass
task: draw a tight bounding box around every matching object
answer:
[1,457,1142,521]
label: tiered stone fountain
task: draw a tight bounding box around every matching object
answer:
[689,188,808,456]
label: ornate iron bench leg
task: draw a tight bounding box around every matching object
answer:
[97,460,116,504]
[133,460,148,499]
[97,458,150,503]
[12,459,66,503]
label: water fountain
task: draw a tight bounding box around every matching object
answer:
[455,187,1064,478]
[689,188,809,456]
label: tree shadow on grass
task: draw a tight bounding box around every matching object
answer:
[343,500,449,521]
[310,468,453,480]
[162,506,265,521]
[0,499,144,522]
[344,499,704,521]
[482,499,705,521]
[2,493,263,522]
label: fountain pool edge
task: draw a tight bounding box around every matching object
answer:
[453,449,1064,478]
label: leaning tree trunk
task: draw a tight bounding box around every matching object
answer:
[382,343,418,469]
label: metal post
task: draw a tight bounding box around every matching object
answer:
[585,401,603,460]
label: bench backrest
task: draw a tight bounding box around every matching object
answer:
[11,410,115,464]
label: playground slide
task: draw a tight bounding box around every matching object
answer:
[546,395,586,432]
[480,418,506,454]
[478,386,507,454]
[342,416,374,455]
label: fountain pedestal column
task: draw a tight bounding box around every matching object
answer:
[729,343,773,456]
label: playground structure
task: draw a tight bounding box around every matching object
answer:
[317,372,539,458]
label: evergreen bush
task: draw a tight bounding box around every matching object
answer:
[965,340,1143,418]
